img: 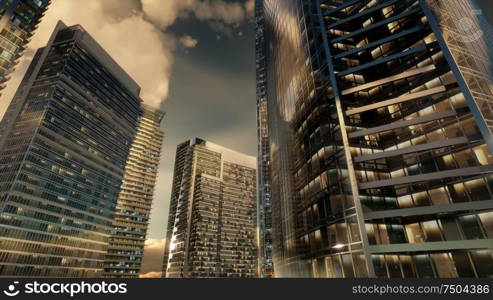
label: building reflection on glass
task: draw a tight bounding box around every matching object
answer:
[261,0,493,278]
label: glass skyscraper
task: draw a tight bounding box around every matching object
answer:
[255,0,274,278]
[162,138,257,278]
[0,21,141,277]
[0,0,51,95]
[262,0,493,277]
[104,105,165,278]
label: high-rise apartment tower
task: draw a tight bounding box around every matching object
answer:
[104,105,164,278]
[0,22,141,277]
[0,0,51,95]
[162,138,257,278]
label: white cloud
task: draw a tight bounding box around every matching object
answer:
[193,0,246,24]
[141,0,253,30]
[140,0,189,29]
[0,0,173,111]
[179,35,199,48]
[145,238,166,249]
[0,0,254,114]
[139,271,162,278]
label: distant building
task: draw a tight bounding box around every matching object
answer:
[104,105,165,278]
[263,0,493,278]
[255,0,273,278]
[0,0,51,95]
[162,138,257,278]
[0,22,141,277]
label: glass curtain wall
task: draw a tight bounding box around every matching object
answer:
[264,0,493,278]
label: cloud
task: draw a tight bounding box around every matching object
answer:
[208,21,238,38]
[142,0,250,27]
[141,0,253,33]
[0,0,255,115]
[140,0,186,29]
[209,22,233,37]
[99,0,141,21]
[193,0,246,24]
[139,271,162,278]
[179,35,199,48]
[140,238,166,275]
[0,0,172,111]
[145,238,166,249]
[245,0,255,17]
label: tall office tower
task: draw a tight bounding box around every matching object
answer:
[255,0,274,278]
[104,105,165,278]
[263,0,493,278]
[0,21,141,277]
[162,138,257,278]
[0,0,51,95]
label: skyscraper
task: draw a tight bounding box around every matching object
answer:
[104,105,164,278]
[162,138,257,278]
[0,0,51,95]
[262,0,493,278]
[255,0,274,278]
[0,21,141,277]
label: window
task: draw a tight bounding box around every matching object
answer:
[429,187,450,205]
[451,252,476,277]
[439,218,462,241]
[432,253,458,278]
[470,250,493,277]
[459,215,484,240]
[422,220,443,241]
[405,223,424,243]
[478,212,493,238]
[413,254,435,278]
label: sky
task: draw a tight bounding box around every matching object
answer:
[477,0,493,19]
[0,0,256,276]
[142,1,257,275]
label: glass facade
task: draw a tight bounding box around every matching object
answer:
[162,138,257,278]
[263,0,493,278]
[255,0,274,278]
[0,0,51,94]
[104,105,164,278]
[0,22,141,277]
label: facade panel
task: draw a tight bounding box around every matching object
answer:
[263,0,493,278]
[104,105,164,278]
[162,138,257,278]
[0,22,141,277]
